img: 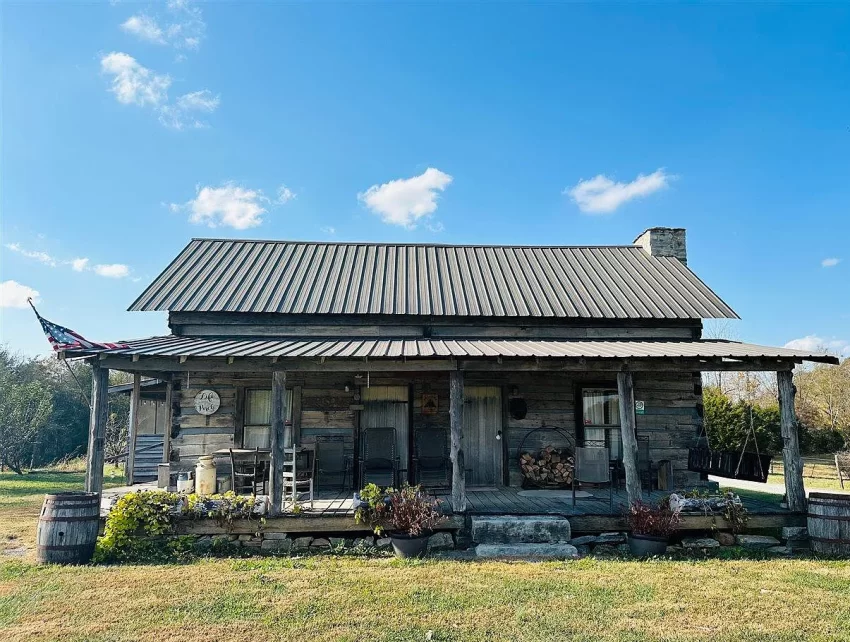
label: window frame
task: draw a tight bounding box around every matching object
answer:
[241,387,292,449]
[576,384,624,460]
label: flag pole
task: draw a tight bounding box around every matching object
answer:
[28,298,92,409]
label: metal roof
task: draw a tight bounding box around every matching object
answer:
[79,336,836,363]
[129,239,739,319]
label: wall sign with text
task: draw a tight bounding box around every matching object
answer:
[194,389,221,416]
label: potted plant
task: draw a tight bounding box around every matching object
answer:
[355,483,442,558]
[625,497,681,556]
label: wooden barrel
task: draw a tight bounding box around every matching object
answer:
[808,492,850,556]
[36,492,100,564]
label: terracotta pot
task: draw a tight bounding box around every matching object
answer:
[628,533,668,556]
[390,532,431,558]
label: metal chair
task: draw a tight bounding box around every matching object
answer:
[315,437,351,493]
[637,435,655,491]
[412,426,451,489]
[359,426,398,488]
[230,448,265,495]
[572,446,613,509]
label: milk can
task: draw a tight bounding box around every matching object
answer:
[195,456,217,495]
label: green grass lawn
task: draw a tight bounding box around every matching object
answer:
[2,468,850,642]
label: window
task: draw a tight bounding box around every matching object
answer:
[581,388,622,460]
[243,389,292,449]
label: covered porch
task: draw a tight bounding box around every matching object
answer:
[76,335,837,524]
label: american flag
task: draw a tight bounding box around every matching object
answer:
[28,299,128,352]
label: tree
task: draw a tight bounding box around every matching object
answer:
[0,365,53,473]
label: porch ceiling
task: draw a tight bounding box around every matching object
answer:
[66,335,838,365]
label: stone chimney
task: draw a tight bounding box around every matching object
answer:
[633,227,687,265]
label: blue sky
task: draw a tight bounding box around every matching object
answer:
[1,2,848,357]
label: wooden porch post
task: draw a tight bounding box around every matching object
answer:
[85,363,109,494]
[162,378,173,464]
[125,373,141,484]
[449,370,467,513]
[778,369,806,512]
[269,370,287,516]
[617,370,642,505]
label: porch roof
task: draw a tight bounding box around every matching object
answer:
[69,335,838,364]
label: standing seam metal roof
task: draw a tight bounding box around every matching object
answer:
[129,239,739,319]
[73,336,836,363]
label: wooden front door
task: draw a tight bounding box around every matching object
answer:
[463,386,503,487]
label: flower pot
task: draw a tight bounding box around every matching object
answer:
[628,533,668,556]
[389,532,430,558]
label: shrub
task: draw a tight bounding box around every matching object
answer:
[94,490,263,563]
[355,483,441,537]
[626,498,681,538]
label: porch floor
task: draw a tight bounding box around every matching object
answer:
[103,483,799,533]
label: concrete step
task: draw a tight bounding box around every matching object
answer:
[471,515,571,544]
[475,543,579,560]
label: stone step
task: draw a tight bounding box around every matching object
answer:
[475,543,579,560]
[471,515,571,544]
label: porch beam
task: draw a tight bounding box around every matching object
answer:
[85,363,110,494]
[449,370,467,513]
[269,370,288,516]
[617,371,642,505]
[92,355,803,374]
[162,378,173,464]
[125,373,141,484]
[778,369,806,512]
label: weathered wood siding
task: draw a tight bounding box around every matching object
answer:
[168,370,703,488]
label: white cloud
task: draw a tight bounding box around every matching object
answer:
[5,241,130,278]
[0,280,39,308]
[566,169,672,214]
[276,185,296,205]
[320,225,336,235]
[158,89,220,130]
[120,14,166,44]
[100,52,171,107]
[92,264,130,278]
[784,335,850,358]
[5,243,57,267]
[174,183,269,229]
[71,258,89,272]
[358,168,453,228]
[121,1,205,51]
[822,257,841,268]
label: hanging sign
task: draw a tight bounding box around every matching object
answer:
[421,393,438,415]
[635,400,646,415]
[194,389,221,416]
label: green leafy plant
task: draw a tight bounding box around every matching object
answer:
[94,491,182,563]
[720,491,749,534]
[94,490,264,563]
[355,483,441,537]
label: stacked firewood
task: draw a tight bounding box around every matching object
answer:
[520,446,575,487]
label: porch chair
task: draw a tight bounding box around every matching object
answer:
[412,426,450,489]
[230,448,266,495]
[637,435,655,491]
[359,426,398,488]
[315,437,351,494]
[572,446,614,509]
[282,446,315,510]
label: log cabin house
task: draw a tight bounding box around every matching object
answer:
[71,227,838,537]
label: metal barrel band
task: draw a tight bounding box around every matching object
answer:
[808,513,850,522]
[809,535,850,545]
[37,544,96,552]
[37,515,99,523]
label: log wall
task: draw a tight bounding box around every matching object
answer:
[167,370,703,488]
